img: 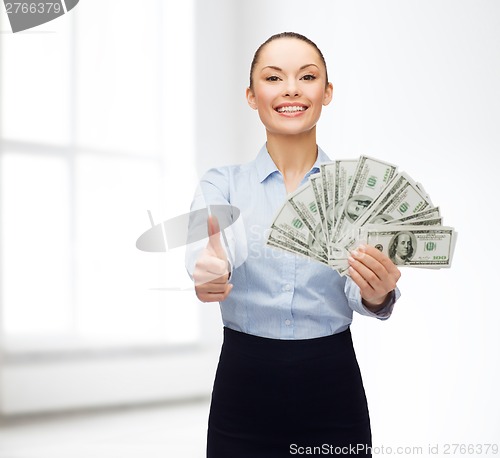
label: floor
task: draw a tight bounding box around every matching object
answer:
[0,399,211,458]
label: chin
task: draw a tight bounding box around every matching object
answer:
[267,123,318,137]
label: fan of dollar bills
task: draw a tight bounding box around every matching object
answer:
[266,156,457,276]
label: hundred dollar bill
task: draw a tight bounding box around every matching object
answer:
[336,216,443,275]
[396,217,442,226]
[319,160,358,242]
[332,160,358,237]
[288,178,328,254]
[385,206,441,225]
[319,162,335,239]
[415,182,433,206]
[310,173,328,241]
[270,202,328,257]
[327,160,358,268]
[339,172,432,257]
[329,156,397,260]
[355,172,432,227]
[359,225,456,268]
[266,229,328,264]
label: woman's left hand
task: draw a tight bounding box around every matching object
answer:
[348,244,401,312]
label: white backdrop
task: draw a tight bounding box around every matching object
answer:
[1,0,498,453]
[194,0,500,451]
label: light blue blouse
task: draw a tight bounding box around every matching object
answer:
[185,144,399,340]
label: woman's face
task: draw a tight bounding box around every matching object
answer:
[246,38,333,137]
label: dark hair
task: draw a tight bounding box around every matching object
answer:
[249,32,329,90]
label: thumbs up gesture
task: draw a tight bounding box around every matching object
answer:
[193,215,233,302]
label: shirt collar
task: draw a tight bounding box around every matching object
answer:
[255,143,331,183]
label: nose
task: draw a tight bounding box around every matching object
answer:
[283,78,301,97]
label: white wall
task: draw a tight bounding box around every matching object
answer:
[193,0,243,175]
[1,0,498,444]
[195,0,500,449]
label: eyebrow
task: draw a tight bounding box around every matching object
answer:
[261,64,320,72]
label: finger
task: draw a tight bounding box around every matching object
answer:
[348,255,382,290]
[198,293,227,303]
[207,215,228,261]
[348,266,374,296]
[360,244,400,275]
[196,254,228,277]
[359,244,401,283]
[197,284,233,302]
[349,248,399,295]
[193,259,228,284]
[207,284,233,301]
[195,280,229,294]
[348,264,391,307]
[193,271,229,287]
[350,248,387,282]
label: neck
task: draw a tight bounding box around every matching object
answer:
[266,128,318,178]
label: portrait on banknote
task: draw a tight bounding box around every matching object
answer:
[371,214,393,224]
[345,196,373,222]
[388,232,416,265]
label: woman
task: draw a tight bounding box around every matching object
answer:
[187,32,401,458]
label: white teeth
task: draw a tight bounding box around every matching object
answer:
[277,106,306,113]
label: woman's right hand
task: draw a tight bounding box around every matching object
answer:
[193,215,233,302]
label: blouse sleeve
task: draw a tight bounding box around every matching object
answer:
[344,276,401,320]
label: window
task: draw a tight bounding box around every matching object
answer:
[0,0,200,351]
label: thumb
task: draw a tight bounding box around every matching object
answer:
[207,215,227,261]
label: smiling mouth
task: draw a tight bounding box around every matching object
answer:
[275,105,308,113]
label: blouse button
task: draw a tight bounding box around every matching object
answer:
[285,319,291,326]
[283,283,291,292]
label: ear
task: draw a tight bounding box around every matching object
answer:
[323,82,333,106]
[246,87,258,110]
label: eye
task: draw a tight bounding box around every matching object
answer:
[301,74,316,81]
[266,75,281,82]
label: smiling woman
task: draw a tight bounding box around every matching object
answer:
[185,32,402,458]
[246,33,333,149]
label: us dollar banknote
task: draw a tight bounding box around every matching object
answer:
[329,156,397,262]
[359,225,457,268]
[287,177,328,254]
[270,201,327,258]
[356,172,432,226]
[310,173,328,242]
[397,217,442,226]
[266,155,456,274]
[331,160,357,240]
[386,206,441,225]
[341,172,434,254]
[266,229,328,264]
[319,162,335,241]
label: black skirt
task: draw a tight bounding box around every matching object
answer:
[207,327,372,457]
